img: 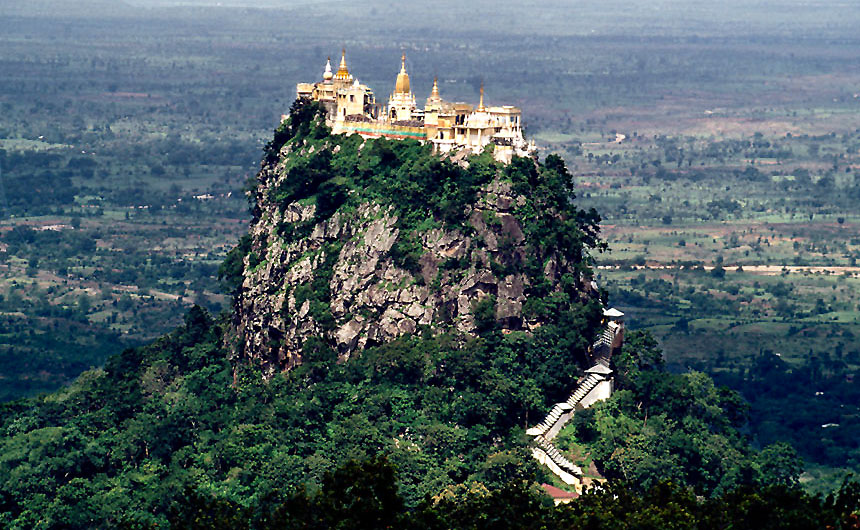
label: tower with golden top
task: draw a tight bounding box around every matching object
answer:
[387,54,419,123]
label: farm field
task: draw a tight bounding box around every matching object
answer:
[569,117,860,491]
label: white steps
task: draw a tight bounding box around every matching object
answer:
[536,435,582,476]
[527,309,623,486]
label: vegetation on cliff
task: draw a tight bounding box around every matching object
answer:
[231,98,605,377]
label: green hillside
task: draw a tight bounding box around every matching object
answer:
[1,103,857,527]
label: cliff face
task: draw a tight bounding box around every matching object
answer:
[231,100,602,377]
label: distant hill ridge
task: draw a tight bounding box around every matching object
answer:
[0,0,133,17]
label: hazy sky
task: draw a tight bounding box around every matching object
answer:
[2,0,858,41]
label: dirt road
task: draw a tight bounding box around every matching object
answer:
[596,264,860,277]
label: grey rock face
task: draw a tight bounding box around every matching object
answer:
[233,149,577,377]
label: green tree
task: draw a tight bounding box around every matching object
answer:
[755,442,803,488]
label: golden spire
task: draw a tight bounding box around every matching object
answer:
[335,48,351,80]
[477,81,486,112]
[430,76,440,99]
[394,53,411,94]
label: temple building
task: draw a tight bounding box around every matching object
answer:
[295,50,536,163]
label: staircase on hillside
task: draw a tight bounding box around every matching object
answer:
[527,307,624,491]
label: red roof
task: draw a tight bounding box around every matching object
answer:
[540,483,579,499]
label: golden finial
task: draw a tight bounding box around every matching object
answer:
[431,76,440,99]
[478,81,486,111]
[336,48,350,79]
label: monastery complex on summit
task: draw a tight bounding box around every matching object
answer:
[296,50,537,163]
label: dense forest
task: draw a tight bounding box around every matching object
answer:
[1,307,856,527]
